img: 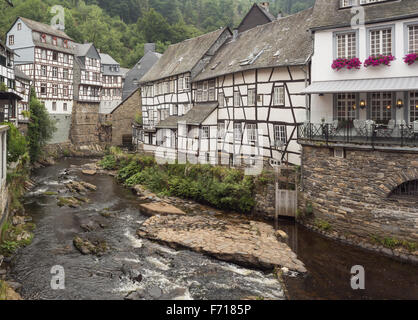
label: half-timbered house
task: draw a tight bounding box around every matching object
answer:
[6,17,76,143]
[14,67,31,124]
[99,53,124,115]
[138,27,232,156]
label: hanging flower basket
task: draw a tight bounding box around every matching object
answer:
[364,54,395,67]
[404,53,418,65]
[331,58,362,71]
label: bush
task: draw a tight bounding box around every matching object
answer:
[99,155,118,170]
[1,122,28,163]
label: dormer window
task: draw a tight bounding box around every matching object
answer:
[41,34,46,43]
[17,23,22,31]
[340,0,390,9]
[52,37,57,46]
[63,40,68,48]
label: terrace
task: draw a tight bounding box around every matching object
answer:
[298,119,418,148]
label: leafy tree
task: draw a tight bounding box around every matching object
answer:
[27,88,57,163]
[1,122,27,163]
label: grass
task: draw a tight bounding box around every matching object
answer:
[315,219,332,232]
[0,280,7,300]
[0,222,35,257]
[371,235,418,252]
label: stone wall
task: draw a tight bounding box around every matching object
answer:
[49,114,72,144]
[70,102,100,145]
[111,90,141,146]
[0,182,9,240]
[299,144,418,243]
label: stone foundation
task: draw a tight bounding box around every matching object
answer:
[299,143,418,248]
[70,102,100,145]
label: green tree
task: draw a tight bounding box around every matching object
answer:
[27,88,56,163]
[1,122,27,163]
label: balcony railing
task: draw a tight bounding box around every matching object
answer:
[298,121,418,148]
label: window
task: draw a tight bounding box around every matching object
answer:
[40,83,47,95]
[248,89,256,106]
[410,91,418,122]
[165,81,170,94]
[63,40,68,49]
[408,25,418,54]
[202,126,210,139]
[40,34,46,43]
[8,35,14,45]
[52,51,58,61]
[41,50,47,60]
[52,67,58,78]
[17,23,22,31]
[178,77,184,91]
[218,92,225,107]
[52,102,57,111]
[370,28,392,56]
[274,125,287,148]
[336,32,357,59]
[185,77,190,90]
[63,103,68,112]
[371,92,392,124]
[234,91,241,107]
[273,86,285,106]
[217,123,226,138]
[63,86,69,97]
[234,122,242,141]
[203,81,209,101]
[52,85,58,96]
[336,93,356,121]
[85,71,89,81]
[52,37,57,46]
[63,68,69,80]
[197,82,203,102]
[172,104,178,116]
[247,123,257,142]
[208,80,216,101]
[41,65,47,77]
[83,86,87,96]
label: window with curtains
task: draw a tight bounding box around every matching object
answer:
[410,91,418,122]
[408,25,418,54]
[234,91,241,107]
[217,122,225,138]
[336,93,356,121]
[234,122,242,141]
[273,86,285,106]
[371,92,392,124]
[274,125,287,148]
[370,28,392,56]
[248,89,256,106]
[336,32,357,59]
[247,123,257,142]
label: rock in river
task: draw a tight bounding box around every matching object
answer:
[139,202,186,217]
[73,236,108,256]
[137,214,307,273]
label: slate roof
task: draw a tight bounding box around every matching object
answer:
[100,53,119,65]
[75,43,93,56]
[14,67,31,81]
[156,102,218,128]
[140,28,229,83]
[311,0,418,31]
[19,17,73,40]
[122,51,162,100]
[33,40,75,54]
[256,3,276,22]
[195,8,314,81]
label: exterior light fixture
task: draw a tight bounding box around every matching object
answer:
[396,99,404,108]
[359,100,366,109]
[352,104,357,110]
[386,105,392,110]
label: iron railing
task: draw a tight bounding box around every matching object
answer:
[298,122,418,147]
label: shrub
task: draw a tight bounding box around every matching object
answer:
[1,122,28,163]
[99,155,117,170]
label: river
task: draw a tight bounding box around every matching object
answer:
[8,159,418,300]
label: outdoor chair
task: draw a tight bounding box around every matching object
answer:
[414,121,418,137]
[353,119,366,136]
[365,120,375,137]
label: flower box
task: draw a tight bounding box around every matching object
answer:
[404,53,418,65]
[331,58,362,71]
[364,54,395,67]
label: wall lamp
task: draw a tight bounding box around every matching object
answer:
[359,100,366,109]
[396,99,404,109]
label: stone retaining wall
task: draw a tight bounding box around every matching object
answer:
[299,144,418,245]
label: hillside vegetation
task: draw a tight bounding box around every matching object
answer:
[0,0,314,68]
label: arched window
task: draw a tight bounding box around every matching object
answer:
[389,180,418,198]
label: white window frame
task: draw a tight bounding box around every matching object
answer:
[407,23,418,54]
[335,31,358,59]
[274,125,287,148]
[335,93,356,121]
[247,123,257,143]
[234,91,241,107]
[208,80,216,101]
[217,122,226,138]
[409,91,418,122]
[368,25,394,57]
[178,76,184,91]
[184,76,190,90]
[370,92,393,124]
[201,126,210,139]
[218,92,225,107]
[273,86,285,106]
[248,89,256,106]
[234,122,242,141]
[41,65,47,77]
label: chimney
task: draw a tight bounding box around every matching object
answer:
[260,2,270,13]
[144,43,156,54]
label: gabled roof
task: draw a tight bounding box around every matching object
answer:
[256,3,276,22]
[311,0,418,31]
[140,28,229,83]
[195,8,314,81]
[100,53,119,65]
[19,17,73,41]
[237,3,276,31]
[75,43,93,56]
[156,102,218,128]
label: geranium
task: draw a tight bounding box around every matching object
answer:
[404,53,418,65]
[331,57,362,71]
[364,54,395,67]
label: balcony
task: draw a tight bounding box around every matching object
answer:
[298,120,418,148]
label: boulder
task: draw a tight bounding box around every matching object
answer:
[139,202,186,217]
[73,236,108,256]
[275,230,289,242]
[82,170,97,176]
[79,182,97,191]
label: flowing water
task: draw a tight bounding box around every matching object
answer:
[8,159,418,300]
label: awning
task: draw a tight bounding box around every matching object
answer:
[302,77,418,94]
